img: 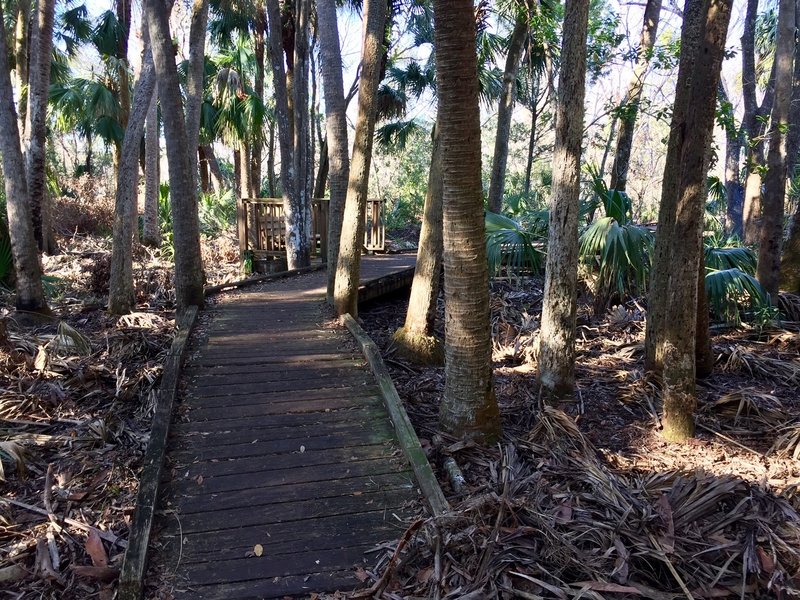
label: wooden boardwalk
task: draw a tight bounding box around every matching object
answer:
[150,255,421,599]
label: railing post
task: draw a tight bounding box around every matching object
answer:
[237,198,248,271]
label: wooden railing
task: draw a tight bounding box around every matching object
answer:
[237,198,385,266]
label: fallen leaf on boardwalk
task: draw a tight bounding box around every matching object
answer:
[354,566,369,582]
[300,445,305,453]
[195,475,203,485]
[85,531,108,568]
[254,544,263,557]
[353,491,363,496]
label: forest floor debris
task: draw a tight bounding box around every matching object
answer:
[355,279,800,598]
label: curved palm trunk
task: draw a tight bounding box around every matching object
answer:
[109,28,159,314]
[317,0,350,301]
[394,122,443,365]
[0,0,48,313]
[487,16,528,213]
[434,0,500,442]
[609,0,662,192]
[757,0,795,300]
[143,85,161,247]
[333,0,387,316]
[650,0,732,442]
[185,0,209,192]
[24,0,55,251]
[144,0,204,314]
[537,0,590,398]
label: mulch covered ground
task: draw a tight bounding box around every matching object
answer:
[355,279,800,599]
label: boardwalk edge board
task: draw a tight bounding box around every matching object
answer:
[119,305,199,600]
[356,266,416,304]
[341,313,450,518]
[203,263,327,296]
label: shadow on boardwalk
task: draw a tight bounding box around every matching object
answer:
[147,255,423,599]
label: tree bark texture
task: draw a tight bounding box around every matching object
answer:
[537,0,590,398]
[185,0,209,192]
[333,0,387,316]
[609,0,662,192]
[757,0,795,300]
[487,16,528,213]
[292,0,312,268]
[202,144,224,192]
[24,0,55,251]
[653,0,732,442]
[0,0,48,313]
[13,0,29,121]
[394,122,443,365]
[720,84,745,236]
[144,0,205,313]
[143,85,161,247]
[251,3,267,198]
[433,0,501,442]
[109,27,158,314]
[115,0,132,129]
[317,0,350,300]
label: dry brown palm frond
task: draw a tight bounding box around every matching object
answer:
[0,441,27,479]
[770,422,800,459]
[48,322,92,357]
[777,292,800,321]
[720,345,800,385]
[701,389,788,431]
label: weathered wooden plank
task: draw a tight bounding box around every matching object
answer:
[169,428,395,463]
[119,306,199,600]
[167,471,414,514]
[186,393,381,419]
[190,352,358,366]
[187,375,377,399]
[203,263,327,296]
[184,358,364,378]
[179,569,362,600]
[175,489,413,533]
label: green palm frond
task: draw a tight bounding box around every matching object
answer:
[705,268,768,323]
[91,10,123,57]
[580,217,653,296]
[375,119,424,150]
[485,211,545,277]
[704,245,757,274]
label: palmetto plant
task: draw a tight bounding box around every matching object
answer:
[485,211,546,277]
[704,237,769,323]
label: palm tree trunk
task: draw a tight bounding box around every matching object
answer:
[394,122,443,365]
[609,0,662,192]
[333,0,387,316]
[14,0,29,122]
[0,0,48,313]
[24,0,55,251]
[433,0,500,442]
[757,0,795,300]
[185,0,209,192]
[292,0,312,268]
[109,26,159,314]
[487,16,528,213]
[144,0,204,313]
[317,0,349,300]
[651,0,732,442]
[251,2,266,199]
[143,85,161,247]
[537,0,590,398]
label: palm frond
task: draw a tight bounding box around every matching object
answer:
[485,211,545,277]
[705,245,758,274]
[705,268,769,323]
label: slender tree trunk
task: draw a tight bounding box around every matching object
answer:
[394,122,443,365]
[24,0,55,251]
[292,0,312,268]
[239,141,253,198]
[652,0,732,442]
[266,121,276,196]
[313,138,329,198]
[537,0,590,398]
[109,26,159,314]
[185,0,209,192]
[317,0,350,299]
[251,3,266,199]
[434,0,500,442]
[757,0,795,300]
[523,88,538,196]
[609,0,662,192]
[333,0,387,316]
[487,16,528,213]
[781,25,800,292]
[199,147,210,193]
[14,0,29,120]
[115,0,131,129]
[233,148,242,199]
[143,85,161,247]
[202,144,224,192]
[0,0,48,313]
[144,0,204,313]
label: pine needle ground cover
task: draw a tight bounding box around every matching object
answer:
[357,282,800,599]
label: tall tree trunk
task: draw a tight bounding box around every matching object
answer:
[782,202,800,292]
[487,16,528,213]
[333,0,387,316]
[266,0,303,267]
[781,27,800,292]
[292,0,312,268]
[317,0,350,300]
[202,144,224,192]
[14,0,29,122]
[537,0,590,398]
[0,0,48,313]
[239,141,253,198]
[185,0,209,192]
[609,0,662,192]
[144,0,204,313]
[109,25,159,314]
[24,0,55,251]
[313,138,329,198]
[251,3,267,199]
[757,0,795,300]
[115,0,131,129]
[199,147,210,192]
[523,86,538,196]
[143,85,161,247]
[266,121,276,196]
[393,122,443,365]
[651,0,732,442]
[434,0,500,442]
[233,148,242,199]
[720,83,745,236]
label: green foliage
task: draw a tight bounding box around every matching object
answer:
[199,190,236,235]
[485,211,545,277]
[703,241,768,323]
[158,183,175,259]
